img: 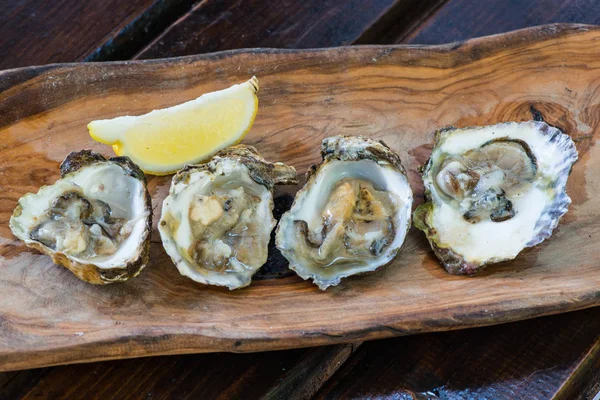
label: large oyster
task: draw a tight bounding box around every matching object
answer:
[159,145,297,289]
[10,150,152,284]
[276,136,413,290]
[414,121,578,274]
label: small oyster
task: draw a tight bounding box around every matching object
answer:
[276,136,413,290]
[414,121,578,274]
[10,150,152,284]
[158,145,297,289]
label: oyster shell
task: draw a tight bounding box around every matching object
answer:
[158,145,297,290]
[276,136,413,290]
[10,150,152,284]
[414,121,578,274]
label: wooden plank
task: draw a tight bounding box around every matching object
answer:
[0,0,153,69]
[354,0,448,45]
[0,0,197,69]
[2,0,596,398]
[314,308,600,399]
[340,2,600,396]
[129,4,600,397]
[315,1,600,397]
[1,24,600,371]
[0,369,51,400]
[553,334,600,400]
[2,344,358,400]
[0,1,419,397]
[135,0,425,59]
[0,1,388,396]
[85,0,198,62]
[404,0,600,44]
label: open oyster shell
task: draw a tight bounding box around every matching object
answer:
[414,121,578,274]
[10,150,152,284]
[276,136,413,290]
[158,145,297,290]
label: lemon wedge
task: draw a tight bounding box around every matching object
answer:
[88,77,259,175]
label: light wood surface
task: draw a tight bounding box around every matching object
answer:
[1,24,599,371]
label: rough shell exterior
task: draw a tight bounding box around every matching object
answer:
[307,135,407,179]
[172,145,297,189]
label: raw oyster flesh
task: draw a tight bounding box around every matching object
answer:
[159,145,297,289]
[276,136,413,290]
[10,150,152,284]
[414,121,578,274]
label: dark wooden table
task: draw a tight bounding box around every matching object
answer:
[2,1,600,399]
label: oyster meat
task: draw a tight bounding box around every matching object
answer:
[10,150,152,284]
[414,121,578,274]
[158,145,297,289]
[276,136,413,290]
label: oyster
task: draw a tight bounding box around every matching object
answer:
[276,136,413,290]
[158,145,297,289]
[10,150,152,284]
[414,121,578,274]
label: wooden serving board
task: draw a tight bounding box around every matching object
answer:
[1,24,600,371]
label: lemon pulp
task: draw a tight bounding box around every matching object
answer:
[117,98,248,166]
[88,77,259,175]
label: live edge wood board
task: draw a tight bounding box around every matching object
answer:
[1,24,599,371]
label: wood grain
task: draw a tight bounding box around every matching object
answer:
[135,0,419,59]
[0,0,160,69]
[85,0,199,63]
[1,24,600,371]
[0,0,410,393]
[131,3,600,398]
[315,307,600,400]
[0,344,358,399]
[404,0,600,44]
